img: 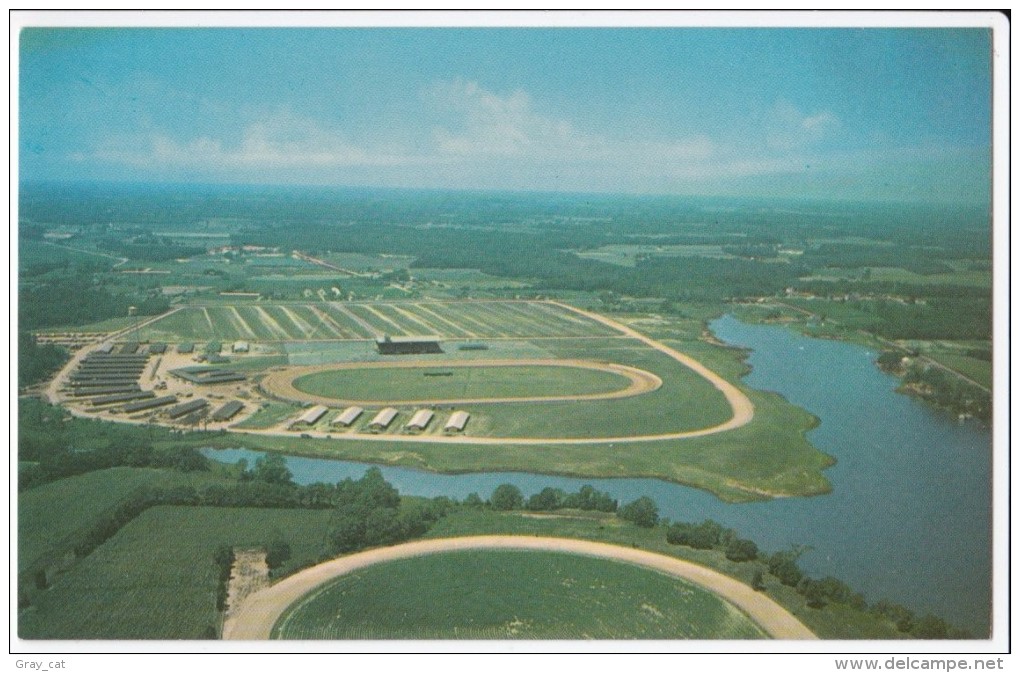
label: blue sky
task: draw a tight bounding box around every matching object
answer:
[19,26,992,202]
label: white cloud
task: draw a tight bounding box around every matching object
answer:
[89,109,423,172]
[427,79,600,158]
[765,100,841,151]
[79,82,869,193]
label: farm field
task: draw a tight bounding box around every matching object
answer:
[18,467,228,574]
[574,244,739,267]
[806,266,992,288]
[272,549,768,639]
[18,506,333,640]
[120,300,620,343]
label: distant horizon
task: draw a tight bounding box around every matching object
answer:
[17,24,996,205]
[16,177,991,210]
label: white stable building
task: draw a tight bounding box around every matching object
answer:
[369,407,399,430]
[292,405,328,427]
[407,409,434,431]
[332,406,364,427]
[444,410,471,432]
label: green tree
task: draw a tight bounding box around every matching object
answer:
[249,454,293,486]
[618,496,659,528]
[526,487,565,511]
[265,540,291,570]
[767,550,804,587]
[798,578,827,609]
[490,484,524,511]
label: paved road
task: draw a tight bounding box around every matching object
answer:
[223,535,817,641]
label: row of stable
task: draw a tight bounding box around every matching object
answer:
[95,341,250,356]
[111,395,245,423]
[95,342,167,355]
[65,353,151,401]
[290,405,470,433]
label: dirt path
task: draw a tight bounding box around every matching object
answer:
[259,358,662,406]
[222,535,815,640]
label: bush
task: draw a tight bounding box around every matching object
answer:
[724,538,759,562]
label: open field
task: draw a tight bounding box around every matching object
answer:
[804,265,992,288]
[924,352,993,389]
[272,549,769,639]
[18,506,333,640]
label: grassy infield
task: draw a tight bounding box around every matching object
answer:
[292,364,632,401]
[272,549,767,640]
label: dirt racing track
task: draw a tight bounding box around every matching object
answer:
[259,358,663,406]
[222,535,817,640]
[239,302,755,445]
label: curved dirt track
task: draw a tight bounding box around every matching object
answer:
[547,301,755,435]
[222,535,816,640]
[260,358,662,406]
[237,301,754,445]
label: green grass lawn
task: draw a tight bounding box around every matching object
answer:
[273,549,767,639]
[233,402,301,429]
[925,352,993,388]
[292,364,633,401]
[18,467,228,573]
[18,506,333,640]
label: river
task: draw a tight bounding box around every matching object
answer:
[202,315,993,635]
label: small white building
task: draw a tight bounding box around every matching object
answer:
[232,341,250,353]
[407,409,434,431]
[444,410,471,432]
[332,406,364,427]
[293,405,328,427]
[369,407,399,430]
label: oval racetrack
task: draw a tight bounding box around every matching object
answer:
[222,535,817,640]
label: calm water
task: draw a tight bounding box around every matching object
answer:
[203,315,993,634]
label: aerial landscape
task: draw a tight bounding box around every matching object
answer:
[15,19,1000,649]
